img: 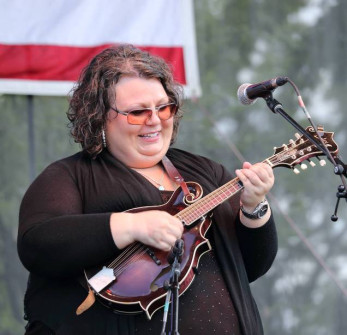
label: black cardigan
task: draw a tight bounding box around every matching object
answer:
[18,148,277,334]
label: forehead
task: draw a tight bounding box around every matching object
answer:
[114,76,166,102]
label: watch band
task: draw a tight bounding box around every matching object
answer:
[240,199,269,219]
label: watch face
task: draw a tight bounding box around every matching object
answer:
[258,204,269,218]
[241,200,269,219]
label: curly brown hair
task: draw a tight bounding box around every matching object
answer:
[67,44,184,158]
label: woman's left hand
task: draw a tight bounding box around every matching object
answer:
[235,161,274,211]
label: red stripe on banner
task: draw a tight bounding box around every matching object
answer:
[0,44,186,84]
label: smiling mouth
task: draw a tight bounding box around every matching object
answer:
[139,132,160,138]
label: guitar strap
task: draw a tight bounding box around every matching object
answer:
[162,155,190,196]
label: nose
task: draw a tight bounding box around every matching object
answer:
[145,109,161,126]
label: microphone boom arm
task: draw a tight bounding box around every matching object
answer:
[263,92,346,177]
[263,92,347,220]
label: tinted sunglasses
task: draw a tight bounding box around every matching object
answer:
[110,102,177,125]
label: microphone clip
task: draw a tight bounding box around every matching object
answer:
[331,185,347,222]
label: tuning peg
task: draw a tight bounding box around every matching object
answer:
[293,167,300,174]
[318,158,326,166]
[300,163,308,170]
[308,159,316,167]
[294,133,305,143]
[289,139,295,145]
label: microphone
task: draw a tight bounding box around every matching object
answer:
[237,76,288,105]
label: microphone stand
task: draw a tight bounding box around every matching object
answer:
[169,253,181,335]
[160,239,184,335]
[262,92,347,220]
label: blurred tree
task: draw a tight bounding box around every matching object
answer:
[176,1,347,334]
[0,95,78,333]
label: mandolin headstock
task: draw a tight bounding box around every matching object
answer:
[267,126,339,173]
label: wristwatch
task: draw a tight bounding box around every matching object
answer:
[240,199,269,219]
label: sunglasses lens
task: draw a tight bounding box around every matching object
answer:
[128,109,152,125]
[158,104,176,120]
[126,104,177,125]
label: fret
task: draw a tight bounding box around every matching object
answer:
[176,178,244,225]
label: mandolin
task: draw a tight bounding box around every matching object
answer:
[84,126,338,319]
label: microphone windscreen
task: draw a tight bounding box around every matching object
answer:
[237,83,256,105]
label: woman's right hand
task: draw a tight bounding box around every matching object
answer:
[110,211,184,251]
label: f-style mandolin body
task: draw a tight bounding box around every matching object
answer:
[85,182,212,319]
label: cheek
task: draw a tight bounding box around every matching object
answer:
[106,119,141,149]
[107,116,129,135]
[163,121,175,141]
[105,119,123,145]
[162,118,174,131]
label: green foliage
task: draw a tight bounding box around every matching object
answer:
[0,95,79,333]
[177,1,347,334]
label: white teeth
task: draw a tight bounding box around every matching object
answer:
[140,132,159,138]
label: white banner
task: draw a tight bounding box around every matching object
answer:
[0,0,201,98]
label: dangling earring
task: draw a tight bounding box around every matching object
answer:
[102,129,107,148]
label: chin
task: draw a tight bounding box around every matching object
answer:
[141,142,169,156]
[142,151,165,160]
[139,149,167,163]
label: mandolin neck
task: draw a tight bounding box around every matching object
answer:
[176,177,243,226]
[177,160,274,226]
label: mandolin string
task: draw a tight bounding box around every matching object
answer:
[176,179,243,224]
[113,247,148,277]
[107,243,141,267]
[267,140,309,164]
[181,138,306,225]
[116,143,312,273]
[108,142,308,275]
[175,138,300,223]
[108,243,144,269]
[112,244,146,270]
[106,143,309,277]
[108,244,148,277]
[180,180,240,221]
[174,139,311,222]
[108,240,163,276]
[93,141,314,287]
